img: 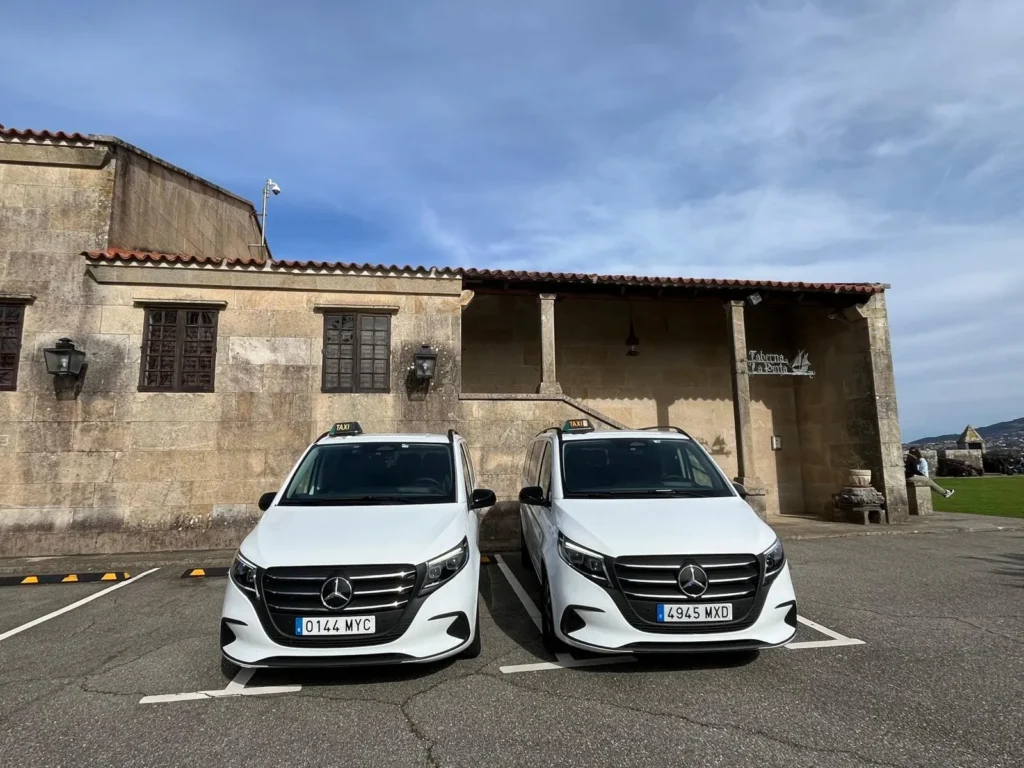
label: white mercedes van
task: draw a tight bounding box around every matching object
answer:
[220,423,494,672]
[519,420,796,655]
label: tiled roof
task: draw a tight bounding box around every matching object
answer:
[84,249,885,294]
[0,124,94,143]
[460,268,884,294]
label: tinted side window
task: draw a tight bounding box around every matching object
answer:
[459,445,474,500]
[526,441,543,485]
[538,443,552,497]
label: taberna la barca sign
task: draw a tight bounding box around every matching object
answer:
[747,350,814,377]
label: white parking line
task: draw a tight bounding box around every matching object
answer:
[0,568,160,644]
[786,616,865,650]
[494,554,636,674]
[494,554,542,631]
[139,667,302,705]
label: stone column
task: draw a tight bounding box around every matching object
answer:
[537,293,562,394]
[726,301,767,519]
[863,293,910,523]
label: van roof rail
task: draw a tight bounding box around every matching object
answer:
[638,425,693,438]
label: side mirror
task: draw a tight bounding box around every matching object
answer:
[732,482,748,499]
[518,485,548,506]
[470,488,497,510]
[258,492,277,512]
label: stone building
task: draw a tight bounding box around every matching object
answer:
[0,126,908,556]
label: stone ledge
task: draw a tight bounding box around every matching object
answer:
[0,524,257,558]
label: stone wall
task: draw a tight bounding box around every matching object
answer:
[744,305,806,517]
[2,242,464,554]
[791,297,907,521]
[555,298,740,480]
[461,294,541,394]
[940,448,983,472]
[109,145,264,262]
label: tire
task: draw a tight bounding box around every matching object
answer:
[520,526,534,575]
[460,604,482,659]
[220,654,242,681]
[541,573,567,655]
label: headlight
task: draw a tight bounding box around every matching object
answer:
[230,552,259,596]
[557,533,609,584]
[420,537,469,595]
[762,538,785,583]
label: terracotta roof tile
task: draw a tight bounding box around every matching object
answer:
[83,250,885,294]
[0,125,93,142]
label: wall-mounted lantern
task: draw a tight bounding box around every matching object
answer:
[625,317,640,357]
[43,338,86,378]
[413,344,438,380]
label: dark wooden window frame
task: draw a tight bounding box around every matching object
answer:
[0,302,27,392]
[321,312,392,394]
[138,305,221,393]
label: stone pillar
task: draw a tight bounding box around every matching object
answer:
[725,301,766,519]
[537,293,562,395]
[907,477,934,516]
[863,293,910,522]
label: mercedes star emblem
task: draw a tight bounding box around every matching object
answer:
[320,576,354,611]
[678,564,709,598]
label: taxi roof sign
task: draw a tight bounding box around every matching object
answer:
[329,422,363,437]
[562,419,594,434]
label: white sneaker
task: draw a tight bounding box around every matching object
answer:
[945,489,955,498]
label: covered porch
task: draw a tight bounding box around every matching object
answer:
[458,272,907,522]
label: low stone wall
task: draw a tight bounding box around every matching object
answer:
[941,449,983,473]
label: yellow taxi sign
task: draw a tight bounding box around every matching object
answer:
[562,419,594,434]
[329,422,363,437]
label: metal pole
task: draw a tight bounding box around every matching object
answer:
[260,182,269,248]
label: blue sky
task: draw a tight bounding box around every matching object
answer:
[2,0,1021,439]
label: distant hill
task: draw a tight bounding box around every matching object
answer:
[910,417,1024,449]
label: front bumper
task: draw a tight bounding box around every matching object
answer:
[220,559,479,668]
[549,560,797,654]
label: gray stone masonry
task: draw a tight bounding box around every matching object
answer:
[907,477,934,515]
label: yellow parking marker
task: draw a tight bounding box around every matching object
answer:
[190,569,206,577]
[480,556,491,564]
[101,573,117,581]
[20,576,38,585]
[62,574,78,583]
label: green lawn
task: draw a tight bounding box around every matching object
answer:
[931,476,1024,519]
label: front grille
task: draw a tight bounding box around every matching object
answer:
[256,563,423,648]
[609,553,766,634]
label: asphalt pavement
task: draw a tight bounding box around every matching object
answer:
[0,531,1021,767]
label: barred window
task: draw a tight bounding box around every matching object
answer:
[322,313,391,393]
[0,304,26,391]
[139,307,219,392]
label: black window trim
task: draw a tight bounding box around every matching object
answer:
[138,305,221,393]
[320,311,392,394]
[0,302,27,393]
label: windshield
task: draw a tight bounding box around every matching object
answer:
[280,442,456,505]
[561,438,732,498]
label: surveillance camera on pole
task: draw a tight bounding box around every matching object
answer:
[260,178,281,247]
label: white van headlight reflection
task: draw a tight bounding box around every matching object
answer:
[420,537,469,595]
[230,552,259,596]
[762,538,785,583]
[558,533,609,584]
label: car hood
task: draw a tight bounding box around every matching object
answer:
[239,503,467,568]
[553,497,778,557]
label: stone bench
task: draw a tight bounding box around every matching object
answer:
[907,477,934,516]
